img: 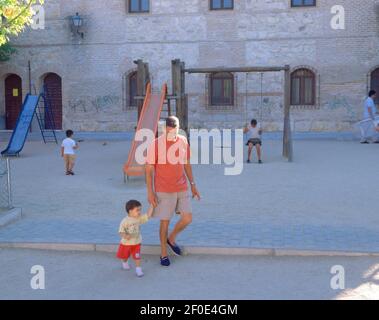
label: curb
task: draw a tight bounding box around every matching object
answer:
[1,242,379,257]
[0,208,22,228]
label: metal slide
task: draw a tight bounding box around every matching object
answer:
[1,94,40,157]
[123,83,167,179]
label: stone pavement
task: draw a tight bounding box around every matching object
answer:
[1,138,379,254]
[3,248,379,300]
[1,215,379,253]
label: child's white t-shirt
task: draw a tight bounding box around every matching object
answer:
[119,215,149,246]
[247,125,261,140]
[61,138,76,155]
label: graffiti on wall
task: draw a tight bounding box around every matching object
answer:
[324,95,357,120]
[68,99,87,113]
[68,95,121,113]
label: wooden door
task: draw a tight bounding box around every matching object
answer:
[5,74,22,130]
[44,73,62,130]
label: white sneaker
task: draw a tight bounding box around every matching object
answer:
[136,267,144,277]
[122,261,130,270]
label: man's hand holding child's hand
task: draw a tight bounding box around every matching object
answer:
[147,205,154,219]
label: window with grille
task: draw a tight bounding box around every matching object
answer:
[291,68,316,106]
[210,72,234,106]
[129,0,149,13]
[210,0,234,10]
[129,72,138,106]
[291,0,316,7]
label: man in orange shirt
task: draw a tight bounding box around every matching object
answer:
[146,116,201,266]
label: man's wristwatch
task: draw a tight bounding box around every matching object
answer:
[190,181,196,186]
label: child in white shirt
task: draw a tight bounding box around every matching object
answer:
[117,200,154,277]
[243,119,263,164]
[61,130,79,175]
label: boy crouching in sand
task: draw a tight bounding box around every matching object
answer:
[117,200,154,277]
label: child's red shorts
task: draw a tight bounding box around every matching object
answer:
[116,243,141,260]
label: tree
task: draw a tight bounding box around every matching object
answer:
[0,0,44,61]
[0,42,15,61]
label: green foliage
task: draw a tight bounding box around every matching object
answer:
[0,0,44,46]
[0,42,16,61]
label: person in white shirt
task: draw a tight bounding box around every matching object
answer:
[243,119,263,164]
[61,130,79,175]
[360,90,379,143]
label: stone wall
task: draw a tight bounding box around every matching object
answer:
[1,0,379,132]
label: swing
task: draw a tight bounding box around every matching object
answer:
[244,72,264,128]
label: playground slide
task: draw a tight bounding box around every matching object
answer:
[1,94,40,156]
[123,83,167,178]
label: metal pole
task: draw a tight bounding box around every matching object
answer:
[28,60,32,94]
[245,73,248,125]
[260,72,264,123]
[6,158,12,208]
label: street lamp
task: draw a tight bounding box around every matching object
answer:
[71,12,84,38]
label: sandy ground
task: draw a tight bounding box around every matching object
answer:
[1,139,379,299]
[1,138,378,229]
[0,248,379,300]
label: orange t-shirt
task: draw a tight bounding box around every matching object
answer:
[146,134,190,193]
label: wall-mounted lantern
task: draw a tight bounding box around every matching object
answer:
[71,12,84,38]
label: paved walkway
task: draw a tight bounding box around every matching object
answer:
[0,139,379,253]
[1,248,379,299]
[0,216,379,252]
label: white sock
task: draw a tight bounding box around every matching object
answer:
[122,261,130,270]
[136,267,144,277]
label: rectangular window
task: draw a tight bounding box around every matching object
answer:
[291,78,301,105]
[291,0,316,7]
[129,72,138,107]
[210,0,234,10]
[210,74,234,106]
[290,69,315,106]
[129,0,149,13]
[303,78,314,105]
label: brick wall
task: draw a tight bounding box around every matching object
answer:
[1,0,378,132]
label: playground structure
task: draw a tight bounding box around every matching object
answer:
[123,59,293,181]
[123,82,167,179]
[1,86,58,157]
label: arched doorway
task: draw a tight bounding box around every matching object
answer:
[5,74,22,130]
[43,73,62,130]
[370,68,379,105]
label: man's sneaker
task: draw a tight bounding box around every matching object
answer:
[136,267,144,277]
[122,261,130,270]
[247,159,251,163]
[258,160,263,164]
[160,256,171,267]
[167,240,182,256]
[360,140,369,144]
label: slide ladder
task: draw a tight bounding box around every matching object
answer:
[36,86,58,144]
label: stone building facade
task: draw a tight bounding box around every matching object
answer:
[1,0,379,132]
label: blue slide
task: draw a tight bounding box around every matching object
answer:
[1,94,40,156]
